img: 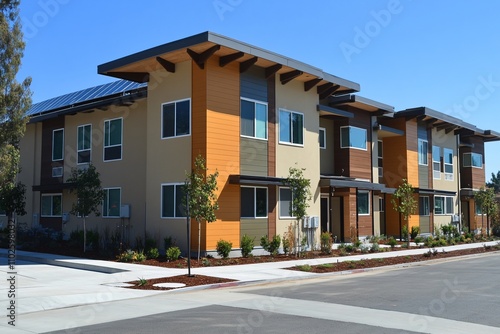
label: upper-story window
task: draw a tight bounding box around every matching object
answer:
[418,139,428,165]
[52,129,64,161]
[104,118,122,161]
[241,98,267,140]
[319,128,326,149]
[162,99,190,138]
[378,140,383,177]
[443,148,454,181]
[432,146,441,179]
[77,124,91,164]
[340,126,367,150]
[279,109,304,146]
[463,152,483,169]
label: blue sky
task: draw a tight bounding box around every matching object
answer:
[16,0,500,179]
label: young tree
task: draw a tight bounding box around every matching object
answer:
[67,164,105,252]
[0,1,32,236]
[285,165,311,255]
[391,179,417,247]
[475,186,497,236]
[184,154,219,261]
[487,171,500,194]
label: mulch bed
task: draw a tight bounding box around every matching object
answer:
[125,245,500,290]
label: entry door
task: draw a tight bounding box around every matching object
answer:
[332,197,343,242]
[321,196,329,232]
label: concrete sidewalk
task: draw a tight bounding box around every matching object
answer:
[1,241,499,316]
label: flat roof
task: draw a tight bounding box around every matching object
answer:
[98,31,360,96]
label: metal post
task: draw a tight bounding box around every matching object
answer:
[186,192,193,277]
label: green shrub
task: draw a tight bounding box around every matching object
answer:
[260,235,281,255]
[401,225,408,241]
[165,246,181,261]
[216,239,233,259]
[147,247,160,259]
[411,226,420,240]
[353,239,362,249]
[282,237,291,255]
[138,277,147,286]
[370,242,380,253]
[117,249,136,262]
[240,234,255,258]
[344,244,355,252]
[387,237,397,249]
[414,236,424,244]
[360,245,369,254]
[295,264,312,272]
[320,232,333,255]
[135,251,146,262]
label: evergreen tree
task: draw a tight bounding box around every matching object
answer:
[0,1,32,227]
[486,171,500,193]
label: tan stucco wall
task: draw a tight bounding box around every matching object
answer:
[274,79,320,246]
[145,60,192,250]
[319,118,334,175]
[61,98,148,243]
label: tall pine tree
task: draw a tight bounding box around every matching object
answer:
[0,1,32,224]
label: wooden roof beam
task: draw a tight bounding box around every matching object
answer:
[187,44,221,69]
[265,64,282,79]
[219,51,244,67]
[155,57,175,73]
[304,78,322,91]
[280,70,303,85]
[319,84,340,99]
[240,56,258,73]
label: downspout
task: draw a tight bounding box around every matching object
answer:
[355,187,359,240]
[456,133,462,232]
[370,116,375,237]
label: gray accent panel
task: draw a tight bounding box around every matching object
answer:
[418,165,429,189]
[241,218,268,245]
[420,216,430,233]
[417,122,427,140]
[241,137,268,176]
[240,66,267,102]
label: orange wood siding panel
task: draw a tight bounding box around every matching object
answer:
[204,57,241,250]
[405,120,419,187]
[381,118,408,188]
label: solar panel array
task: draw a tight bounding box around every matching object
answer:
[27,80,147,117]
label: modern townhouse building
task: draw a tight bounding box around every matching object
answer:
[379,107,500,236]
[2,32,498,254]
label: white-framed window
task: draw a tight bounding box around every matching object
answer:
[434,196,454,215]
[161,99,191,139]
[379,197,385,212]
[241,98,267,140]
[419,196,430,216]
[279,187,294,218]
[418,139,428,165]
[340,126,367,150]
[432,146,441,179]
[475,203,483,215]
[41,194,62,217]
[104,118,122,161]
[378,140,383,178]
[463,152,483,169]
[357,191,370,215]
[443,148,454,181]
[319,127,326,149]
[103,188,121,218]
[77,124,92,164]
[52,129,64,161]
[161,183,186,218]
[279,109,304,146]
[241,186,267,218]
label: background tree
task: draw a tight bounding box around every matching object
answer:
[486,171,500,193]
[285,165,311,255]
[391,179,417,247]
[67,164,105,252]
[474,186,497,236]
[184,154,219,261]
[0,0,32,234]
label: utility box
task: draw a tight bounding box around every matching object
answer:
[120,204,130,218]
